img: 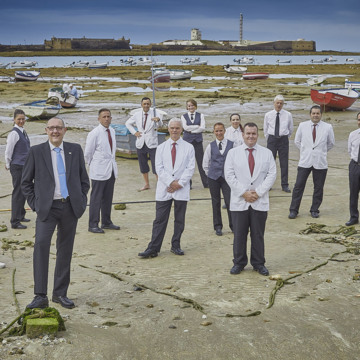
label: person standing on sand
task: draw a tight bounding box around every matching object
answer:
[288,105,335,219]
[225,122,276,276]
[138,119,195,258]
[85,108,120,234]
[345,111,360,226]
[263,95,293,193]
[224,113,244,147]
[21,117,89,309]
[181,99,208,188]
[203,122,234,236]
[5,109,30,230]
[126,97,163,191]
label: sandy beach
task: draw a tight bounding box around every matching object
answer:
[0,63,360,359]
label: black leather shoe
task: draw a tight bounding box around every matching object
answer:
[88,227,105,234]
[52,295,75,309]
[346,218,359,226]
[11,223,27,229]
[138,248,158,258]
[170,248,184,256]
[101,223,120,230]
[310,211,319,218]
[26,295,49,309]
[215,228,223,236]
[20,218,31,222]
[230,265,244,275]
[288,211,297,219]
[253,265,269,276]
[282,186,291,193]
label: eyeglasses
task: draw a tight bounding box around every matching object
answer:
[47,126,64,132]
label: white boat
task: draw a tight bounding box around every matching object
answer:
[168,69,193,80]
[223,65,247,74]
[276,59,292,64]
[189,60,207,65]
[18,97,61,120]
[0,76,11,82]
[152,60,167,66]
[234,57,255,65]
[88,62,108,69]
[307,75,327,86]
[345,79,360,91]
[11,60,37,68]
[134,57,153,65]
[180,57,191,64]
[15,71,40,81]
[0,62,10,69]
[48,87,78,108]
[69,60,96,68]
[310,59,324,64]
[323,56,337,62]
[346,58,355,62]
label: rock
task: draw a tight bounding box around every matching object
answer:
[200,321,212,326]
[114,204,126,210]
[26,318,59,339]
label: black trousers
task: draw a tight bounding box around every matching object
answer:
[349,160,360,220]
[33,200,78,296]
[267,135,289,187]
[89,173,115,227]
[231,206,267,267]
[137,144,156,174]
[289,166,327,214]
[208,176,232,230]
[147,199,187,252]
[187,140,208,188]
[10,164,26,226]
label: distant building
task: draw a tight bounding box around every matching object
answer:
[191,28,202,41]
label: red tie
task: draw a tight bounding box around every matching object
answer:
[171,142,176,168]
[143,113,148,129]
[312,124,316,143]
[247,148,254,176]
[106,128,113,151]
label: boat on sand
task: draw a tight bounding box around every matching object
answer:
[15,71,40,81]
[310,88,359,111]
[48,87,78,108]
[242,72,269,80]
[18,97,61,120]
[223,65,247,74]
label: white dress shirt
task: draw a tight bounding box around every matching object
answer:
[224,143,276,211]
[181,111,206,134]
[155,137,195,201]
[84,124,118,180]
[202,138,228,175]
[49,141,66,200]
[348,128,360,161]
[224,126,243,147]
[294,120,335,169]
[5,125,25,169]
[263,109,294,138]
[125,108,163,149]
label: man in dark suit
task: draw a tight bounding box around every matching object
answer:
[22,117,89,309]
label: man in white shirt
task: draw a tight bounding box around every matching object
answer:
[85,108,119,233]
[264,95,293,193]
[289,105,335,219]
[225,122,276,276]
[126,97,163,191]
[346,112,360,226]
[138,119,195,258]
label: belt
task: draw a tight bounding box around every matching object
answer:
[53,197,70,203]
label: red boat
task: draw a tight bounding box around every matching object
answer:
[148,70,170,83]
[242,72,269,80]
[310,88,359,111]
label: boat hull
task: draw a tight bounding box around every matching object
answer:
[310,88,359,111]
[48,88,78,108]
[15,71,40,81]
[223,65,247,74]
[18,98,61,120]
[243,72,269,80]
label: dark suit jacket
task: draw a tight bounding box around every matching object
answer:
[21,141,90,221]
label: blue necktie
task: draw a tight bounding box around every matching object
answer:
[54,147,69,199]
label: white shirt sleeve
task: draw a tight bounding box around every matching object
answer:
[5,130,20,169]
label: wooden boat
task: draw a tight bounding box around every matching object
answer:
[18,97,61,120]
[48,87,78,108]
[310,88,359,111]
[0,63,10,69]
[242,72,269,80]
[345,79,360,91]
[307,75,327,86]
[149,69,170,83]
[223,65,247,74]
[15,71,40,81]
[88,62,108,69]
[11,60,37,68]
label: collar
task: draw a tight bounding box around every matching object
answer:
[14,124,24,132]
[49,141,64,151]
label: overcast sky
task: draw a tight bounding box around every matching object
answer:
[1,0,359,52]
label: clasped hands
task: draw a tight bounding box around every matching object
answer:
[167,180,183,193]
[243,190,259,203]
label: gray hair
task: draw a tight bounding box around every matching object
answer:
[168,118,183,128]
[274,95,285,102]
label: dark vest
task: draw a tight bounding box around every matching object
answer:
[182,112,203,143]
[208,140,233,180]
[11,127,30,166]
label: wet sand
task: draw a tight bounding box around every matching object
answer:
[0,64,360,359]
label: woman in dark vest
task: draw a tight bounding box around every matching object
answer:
[5,109,30,229]
[181,99,208,188]
[203,122,234,236]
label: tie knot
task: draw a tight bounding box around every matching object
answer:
[247,148,254,153]
[54,147,61,154]
[172,142,176,146]
[106,128,110,133]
